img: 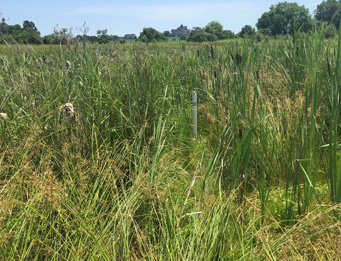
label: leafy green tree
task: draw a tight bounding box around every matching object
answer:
[0,20,23,43]
[22,20,42,44]
[7,24,23,35]
[257,2,312,35]
[163,31,171,37]
[332,7,341,28]
[222,30,235,39]
[0,19,43,44]
[179,35,188,41]
[139,27,166,43]
[205,21,224,40]
[187,27,211,42]
[239,25,255,38]
[315,0,341,28]
[97,29,110,44]
[139,34,148,43]
[324,22,338,38]
[111,35,119,42]
[53,27,69,44]
[258,28,272,36]
[187,22,234,42]
[87,35,99,43]
[23,20,39,32]
[43,34,58,44]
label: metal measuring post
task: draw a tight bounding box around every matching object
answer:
[192,91,197,139]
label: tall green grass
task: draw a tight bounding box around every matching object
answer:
[0,31,340,259]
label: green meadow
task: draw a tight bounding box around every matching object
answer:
[0,30,340,259]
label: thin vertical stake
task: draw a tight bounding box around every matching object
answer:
[192,91,197,139]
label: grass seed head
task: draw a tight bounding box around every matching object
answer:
[66,60,71,69]
[0,112,7,121]
[64,103,74,121]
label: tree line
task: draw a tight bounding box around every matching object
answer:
[0,20,123,45]
[1,0,340,45]
[184,0,340,42]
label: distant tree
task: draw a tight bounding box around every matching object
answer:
[187,27,211,42]
[97,29,110,44]
[54,27,69,44]
[222,30,235,39]
[332,7,341,28]
[239,25,255,38]
[163,30,171,37]
[7,24,23,35]
[205,21,224,40]
[22,20,41,44]
[43,34,57,44]
[139,27,166,43]
[139,34,148,43]
[324,22,338,38]
[23,20,39,33]
[111,35,119,42]
[87,35,99,43]
[0,18,20,43]
[0,19,43,44]
[258,28,272,36]
[256,2,312,35]
[315,0,341,28]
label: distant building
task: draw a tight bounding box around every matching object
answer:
[123,34,136,40]
[171,25,190,37]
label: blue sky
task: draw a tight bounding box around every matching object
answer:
[1,0,321,36]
